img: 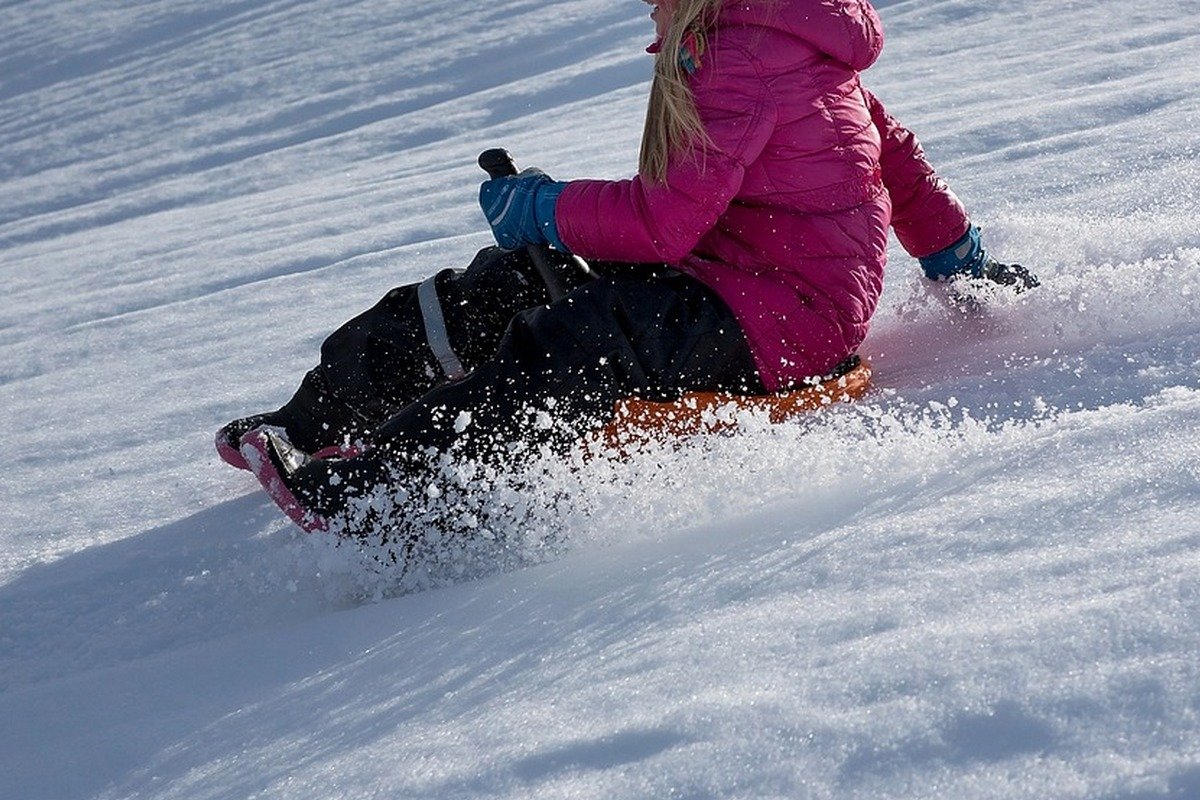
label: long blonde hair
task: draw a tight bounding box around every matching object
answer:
[639,0,726,184]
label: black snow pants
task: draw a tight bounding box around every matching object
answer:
[279,247,764,515]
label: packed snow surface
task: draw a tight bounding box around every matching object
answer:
[2,0,1199,798]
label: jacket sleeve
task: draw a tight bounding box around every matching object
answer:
[555,51,778,265]
[863,87,970,259]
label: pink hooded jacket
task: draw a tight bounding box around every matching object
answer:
[554,0,968,391]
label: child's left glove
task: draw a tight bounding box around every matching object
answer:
[979,259,1039,291]
[920,224,1038,293]
[480,168,570,252]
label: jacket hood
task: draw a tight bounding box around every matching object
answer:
[721,0,884,71]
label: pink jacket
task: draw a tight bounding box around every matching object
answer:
[555,0,968,391]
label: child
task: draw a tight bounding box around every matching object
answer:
[221,0,1035,537]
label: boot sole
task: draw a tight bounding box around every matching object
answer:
[240,428,331,533]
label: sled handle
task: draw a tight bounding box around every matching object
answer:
[478,148,589,302]
[478,148,520,181]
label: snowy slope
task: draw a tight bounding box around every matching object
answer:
[2,0,1199,798]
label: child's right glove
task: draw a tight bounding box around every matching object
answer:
[479,168,569,252]
[919,224,1039,293]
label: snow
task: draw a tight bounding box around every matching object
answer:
[2,0,1198,797]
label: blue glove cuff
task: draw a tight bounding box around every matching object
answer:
[920,224,987,281]
[535,181,569,252]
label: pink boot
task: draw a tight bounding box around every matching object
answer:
[239,427,331,533]
[217,415,365,471]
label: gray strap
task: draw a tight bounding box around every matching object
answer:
[418,275,467,382]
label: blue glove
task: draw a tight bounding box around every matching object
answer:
[479,168,569,252]
[919,224,988,281]
[920,224,1038,292]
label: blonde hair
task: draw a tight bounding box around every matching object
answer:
[639,0,726,184]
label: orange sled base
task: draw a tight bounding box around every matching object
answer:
[604,356,872,444]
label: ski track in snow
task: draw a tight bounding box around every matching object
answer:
[1,1,1199,798]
